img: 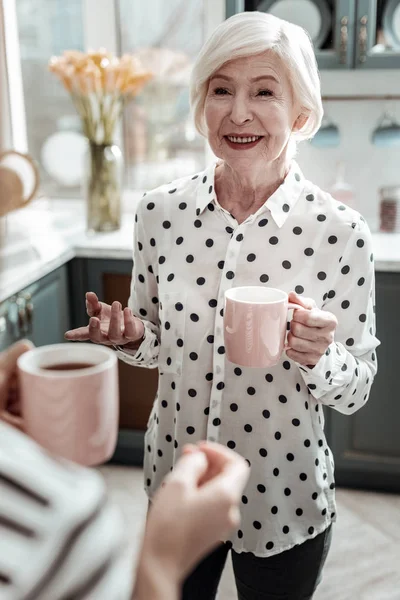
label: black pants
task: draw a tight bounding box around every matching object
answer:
[182,525,333,600]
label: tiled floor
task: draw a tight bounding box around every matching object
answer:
[99,465,400,600]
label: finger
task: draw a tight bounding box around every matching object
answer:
[198,442,250,493]
[181,444,199,455]
[287,332,326,355]
[0,411,25,431]
[168,450,208,489]
[201,452,249,502]
[288,291,316,310]
[0,340,34,373]
[123,308,144,342]
[85,291,102,317]
[88,317,110,344]
[64,326,91,341]
[292,308,337,329]
[286,348,319,367]
[108,302,124,344]
[290,321,330,343]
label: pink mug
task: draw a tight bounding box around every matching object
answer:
[224,287,300,368]
[17,343,119,466]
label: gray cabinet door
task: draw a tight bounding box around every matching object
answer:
[226,0,357,69]
[28,266,71,347]
[70,258,148,466]
[327,271,400,493]
[0,265,71,351]
[355,0,400,68]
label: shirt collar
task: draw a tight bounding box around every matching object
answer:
[196,160,305,228]
[195,162,219,216]
[265,161,305,228]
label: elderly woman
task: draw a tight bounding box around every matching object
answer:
[67,11,380,600]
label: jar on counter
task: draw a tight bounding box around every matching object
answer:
[379,186,400,233]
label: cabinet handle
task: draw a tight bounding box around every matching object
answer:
[25,300,34,334]
[0,316,6,335]
[7,297,19,341]
[358,15,368,63]
[339,16,348,65]
[16,295,28,336]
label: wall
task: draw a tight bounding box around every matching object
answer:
[296,100,400,233]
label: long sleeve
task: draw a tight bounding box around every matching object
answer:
[0,422,133,600]
[295,215,380,415]
[116,197,160,369]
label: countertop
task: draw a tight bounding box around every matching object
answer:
[1,198,400,303]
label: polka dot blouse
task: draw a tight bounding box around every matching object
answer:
[116,160,380,558]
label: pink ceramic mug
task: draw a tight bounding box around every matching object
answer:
[17,343,119,466]
[224,286,301,368]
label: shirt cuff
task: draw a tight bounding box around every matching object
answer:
[294,342,348,399]
[114,329,150,362]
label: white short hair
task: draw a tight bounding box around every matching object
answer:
[190,11,323,142]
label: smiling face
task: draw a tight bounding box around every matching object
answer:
[204,51,306,173]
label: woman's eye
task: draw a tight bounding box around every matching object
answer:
[257,89,273,97]
[214,87,229,95]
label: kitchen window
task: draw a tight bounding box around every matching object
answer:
[2,0,222,199]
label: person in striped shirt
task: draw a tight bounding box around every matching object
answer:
[0,340,249,600]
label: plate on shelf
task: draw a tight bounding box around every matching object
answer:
[383,0,400,49]
[41,131,87,187]
[258,0,331,48]
[0,151,39,217]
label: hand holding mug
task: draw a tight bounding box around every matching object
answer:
[285,291,338,367]
[65,291,144,347]
[0,340,33,430]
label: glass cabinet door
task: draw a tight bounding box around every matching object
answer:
[355,0,400,68]
[226,0,357,69]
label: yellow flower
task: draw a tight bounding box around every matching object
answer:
[76,64,102,95]
[87,48,112,69]
[121,72,153,96]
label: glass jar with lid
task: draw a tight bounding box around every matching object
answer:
[379,186,400,233]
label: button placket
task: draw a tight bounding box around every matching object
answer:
[206,222,247,441]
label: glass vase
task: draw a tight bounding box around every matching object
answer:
[85,141,123,233]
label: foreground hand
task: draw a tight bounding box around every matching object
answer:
[0,340,34,430]
[286,291,338,367]
[138,442,249,583]
[64,291,144,347]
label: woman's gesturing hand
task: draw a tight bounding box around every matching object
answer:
[285,291,338,367]
[65,291,144,347]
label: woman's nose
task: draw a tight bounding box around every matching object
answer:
[229,96,253,125]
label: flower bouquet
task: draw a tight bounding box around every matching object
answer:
[49,49,152,232]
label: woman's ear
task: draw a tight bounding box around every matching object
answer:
[293,113,309,132]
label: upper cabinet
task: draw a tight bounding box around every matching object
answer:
[356,0,400,68]
[226,0,400,69]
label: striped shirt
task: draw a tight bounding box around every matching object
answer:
[0,422,133,600]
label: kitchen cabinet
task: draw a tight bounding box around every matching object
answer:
[70,258,400,486]
[324,271,400,493]
[69,258,157,466]
[0,265,70,352]
[226,0,400,69]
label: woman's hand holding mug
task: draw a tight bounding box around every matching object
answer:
[223,287,338,369]
[65,291,144,349]
[285,291,338,367]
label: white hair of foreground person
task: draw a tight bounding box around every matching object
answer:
[190,11,323,144]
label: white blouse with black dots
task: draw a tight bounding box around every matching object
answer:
[116,160,380,558]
